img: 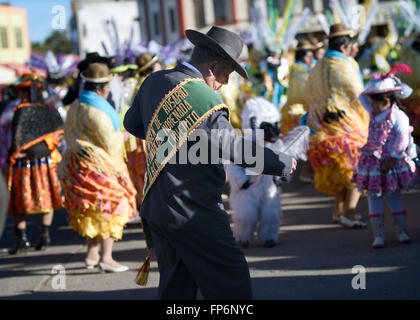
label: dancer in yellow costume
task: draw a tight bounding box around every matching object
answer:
[305,24,369,228]
[219,73,242,128]
[398,36,420,143]
[282,40,315,183]
[281,40,314,136]
[59,63,137,272]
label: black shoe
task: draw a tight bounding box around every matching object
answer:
[35,225,51,251]
[263,240,276,248]
[9,228,31,255]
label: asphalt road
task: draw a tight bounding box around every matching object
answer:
[1,175,419,300]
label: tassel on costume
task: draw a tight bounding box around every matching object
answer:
[135,217,154,286]
[135,249,152,286]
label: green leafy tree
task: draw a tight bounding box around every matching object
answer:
[31,30,72,54]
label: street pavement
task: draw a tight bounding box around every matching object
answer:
[1,173,420,300]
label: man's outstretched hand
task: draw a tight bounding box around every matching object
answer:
[290,158,297,175]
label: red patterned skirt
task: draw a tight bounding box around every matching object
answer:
[126,138,146,207]
[6,156,63,214]
[402,97,420,140]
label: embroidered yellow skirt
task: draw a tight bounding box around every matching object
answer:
[308,133,365,196]
[60,154,137,241]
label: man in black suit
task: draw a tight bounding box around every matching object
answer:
[124,26,296,300]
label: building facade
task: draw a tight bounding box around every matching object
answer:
[0,4,30,65]
[71,0,142,56]
[70,0,400,56]
[70,0,252,56]
[138,0,251,44]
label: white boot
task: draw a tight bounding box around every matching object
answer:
[369,215,385,248]
[393,212,411,244]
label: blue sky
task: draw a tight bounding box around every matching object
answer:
[7,0,72,43]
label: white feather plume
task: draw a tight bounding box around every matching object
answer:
[44,51,59,74]
[282,7,312,52]
[330,0,351,28]
[358,2,379,45]
[404,20,415,37]
[59,55,75,73]
[399,0,420,31]
[249,0,273,51]
[279,125,310,161]
[317,13,330,35]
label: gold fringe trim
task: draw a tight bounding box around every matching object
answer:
[145,78,203,143]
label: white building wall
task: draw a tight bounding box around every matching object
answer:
[147,0,163,44]
[163,0,180,44]
[233,0,252,30]
[203,0,215,26]
[76,1,142,57]
[182,0,196,31]
[181,0,250,34]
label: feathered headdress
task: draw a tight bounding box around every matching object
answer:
[358,1,379,45]
[324,0,379,45]
[27,51,78,82]
[101,18,140,68]
[247,0,311,53]
[102,17,194,69]
[397,0,420,34]
[383,63,412,78]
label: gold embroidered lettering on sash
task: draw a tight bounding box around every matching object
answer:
[143,78,230,201]
[153,117,162,128]
[144,85,194,183]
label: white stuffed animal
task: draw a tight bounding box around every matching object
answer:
[227,97,309,247]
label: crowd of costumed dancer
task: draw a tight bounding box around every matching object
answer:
[1,0,420,267]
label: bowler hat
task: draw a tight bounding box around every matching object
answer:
[296,40,315,52]
[326,23,357,39]
[185,26,248,79]
[136,53,159,73]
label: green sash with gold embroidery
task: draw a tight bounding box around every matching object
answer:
[136,78,230,286]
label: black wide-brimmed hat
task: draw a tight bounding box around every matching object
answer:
[185,26,248,79]
[77,52,112,73]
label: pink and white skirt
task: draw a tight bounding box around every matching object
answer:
[352,153,418,195]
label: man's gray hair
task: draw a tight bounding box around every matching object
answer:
[190,45,230,66]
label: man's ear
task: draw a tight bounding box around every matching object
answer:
[208,61,218,74]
